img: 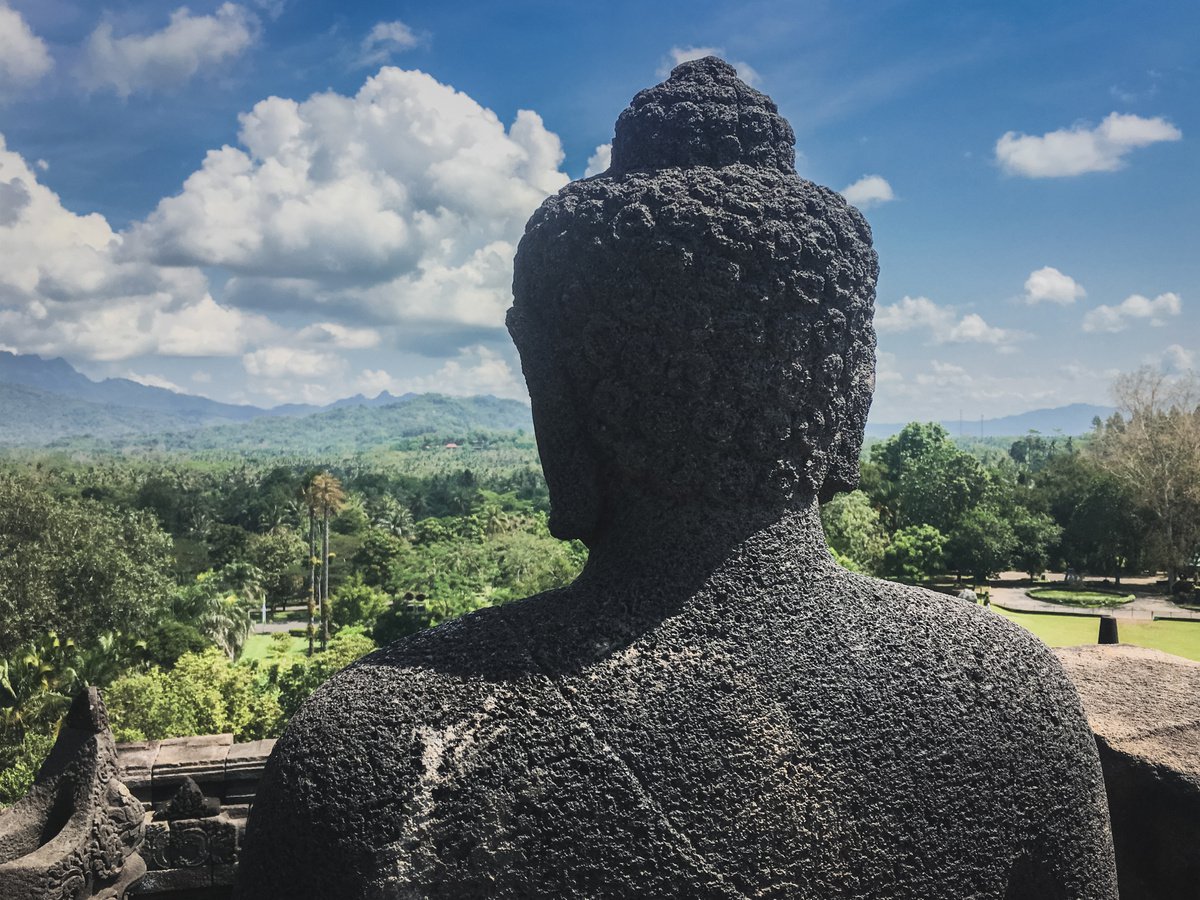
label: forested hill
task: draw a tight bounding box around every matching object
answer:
[865,403,1114,439]
[0,350,273,422]
[0,382,199,444]
[35,394,535,456]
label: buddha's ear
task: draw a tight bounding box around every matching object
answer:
[539,404,603,543]
[509,308,604,544]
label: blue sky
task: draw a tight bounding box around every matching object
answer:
[0,0,1195,421]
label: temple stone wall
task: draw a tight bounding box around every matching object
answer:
[116,736,274,899]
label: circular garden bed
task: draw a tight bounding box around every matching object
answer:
[1027,587,1135,608]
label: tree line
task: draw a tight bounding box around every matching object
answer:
[826,369,1199,591]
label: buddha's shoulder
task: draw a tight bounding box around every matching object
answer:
[823,570,1084,702]
[271,598,553,770]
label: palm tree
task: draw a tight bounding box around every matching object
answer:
[218,560,267,630]
[368,494,414,537]
[301,485,318,657]
[0,633,80,737]
[170,573,253,660]
[306,473,346,652]
[482,503,511,536]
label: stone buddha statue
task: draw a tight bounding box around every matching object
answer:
[237,58,1117,899]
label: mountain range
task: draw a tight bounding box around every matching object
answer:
[863,403,1115,440]
[0,351,528,447]
[0,351,1113,449]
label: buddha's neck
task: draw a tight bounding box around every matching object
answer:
[575,494,835,596]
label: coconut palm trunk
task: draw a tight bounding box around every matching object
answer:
[302,471,345,655]
[307,507,316,658]
[321,505,331,652]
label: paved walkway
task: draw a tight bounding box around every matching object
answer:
[251,605,311,634]
[989,585,1200,621]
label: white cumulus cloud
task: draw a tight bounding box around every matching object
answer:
[841,175,894,209]
[359,20,419,67]
[127,67,569,333]
[874,295,1019,347]
[996,112,1182,178]
[0,134,275,362]
[873,357,1118,423]
[661,46,759,85]
[1024,266,1086,305]
[243,346,343,379]
[0,4,53,92]
[584,143,611,177]
[945,313,1012,345]
[81,3,258,97]
[1082,292,1182,333]
[355,345,525,401]
[124,371,185,392]
[874,295,952,334]
[0,66,574,405]
[1158,344,1194,375]
[296,322,381,349]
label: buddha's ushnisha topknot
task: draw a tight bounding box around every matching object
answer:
[509,56,878,535]
[609,56,796,174]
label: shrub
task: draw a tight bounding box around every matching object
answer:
[882,525,946,582]
[139,621,211,669]
[329,575,391,631]
[104,649,283,743]
[0,730,56,807]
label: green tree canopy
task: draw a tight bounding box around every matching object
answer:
[104,648,282,743]
[821,490,888,575]
[946,507,1018,582]
[0,476,172,658]
[1010,508,1063,581]
[248,527,306,609]
[867,423,984,535]
[881,525,946,582]
[329,575,391,631]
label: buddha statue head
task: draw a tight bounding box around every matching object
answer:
[507,57,879,543]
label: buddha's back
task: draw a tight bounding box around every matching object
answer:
[239,545,1115,899]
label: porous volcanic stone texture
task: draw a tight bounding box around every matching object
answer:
[1057,644,1200,900]
[237,58,1118,900]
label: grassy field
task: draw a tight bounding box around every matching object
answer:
[994,607,1200,662]
[240,632,309,663]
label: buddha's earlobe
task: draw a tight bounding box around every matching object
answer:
[510,306,604,545]
[528,373,603,544]
[545,424,603,544]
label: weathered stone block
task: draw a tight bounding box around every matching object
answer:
[223,739,275,806]
[151,735,233,805]
[116,739,161,810]
[1057,644,1200,900]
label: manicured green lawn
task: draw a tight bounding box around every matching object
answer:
[240,632,309,663]
[994,608,1200,662]
[1027,588,1134,607]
